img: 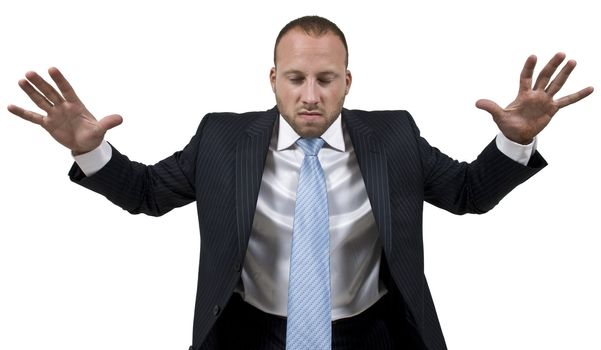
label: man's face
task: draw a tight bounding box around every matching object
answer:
[270,29,352,138]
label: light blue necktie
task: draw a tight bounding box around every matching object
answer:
[286,138,331,350]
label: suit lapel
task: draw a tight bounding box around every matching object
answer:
[235,108,278,257]
[342,109,392,251]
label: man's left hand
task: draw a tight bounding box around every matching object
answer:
[476,52,594,144]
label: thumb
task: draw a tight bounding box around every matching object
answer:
[475,99,503,116]
[98,114,123,131]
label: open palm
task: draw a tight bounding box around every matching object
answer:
[476,53,594,144]
[8,68,122,154]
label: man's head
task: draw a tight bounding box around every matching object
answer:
[270,16,352,138]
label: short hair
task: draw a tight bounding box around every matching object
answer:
[274,15,349,67]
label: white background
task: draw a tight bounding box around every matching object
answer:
[1,0,599,349]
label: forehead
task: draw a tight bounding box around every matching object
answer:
[275,29,346,69]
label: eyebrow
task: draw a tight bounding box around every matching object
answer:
[282,70,339,78]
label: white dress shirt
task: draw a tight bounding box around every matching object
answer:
[74,114,536,321]
[242,116,385,320]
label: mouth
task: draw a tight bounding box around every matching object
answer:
[298,111,323,121]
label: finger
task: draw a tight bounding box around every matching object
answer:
[475,99,503,117]
[17,79,53,111]
[7,104,45,125]
[555,86,594,109]
[519,55,537,93]
[98,114,124,131]
[545,59,576,96]
[532,52,566,91]
[48,67,82,104]
[24,71,65,105]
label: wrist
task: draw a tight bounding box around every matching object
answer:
[71,143,103,156]
[502,133,534,145]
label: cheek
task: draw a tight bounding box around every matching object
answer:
[277,87,299,103]
[322,88,345,104]
[275,89,296,113]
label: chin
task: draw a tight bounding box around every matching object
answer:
[295,123,327,138]
[300,130,327,138]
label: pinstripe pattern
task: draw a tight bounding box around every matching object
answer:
[235,112,277,256]
[69,107,546,350]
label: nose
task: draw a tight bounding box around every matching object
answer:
[301,80,319,106]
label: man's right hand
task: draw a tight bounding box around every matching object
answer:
[7,67,123,155]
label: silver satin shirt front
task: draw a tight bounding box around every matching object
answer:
[240,115,386,321]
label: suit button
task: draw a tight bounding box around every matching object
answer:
[213,305,221,316]
[234,263,241,272]
[188,346,194,350]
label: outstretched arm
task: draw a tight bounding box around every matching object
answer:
[476,52,594,144]
[7,67,123,155]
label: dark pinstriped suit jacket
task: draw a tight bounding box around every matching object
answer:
[69,106,546,350]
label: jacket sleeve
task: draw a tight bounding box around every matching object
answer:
[68,115,210,217]
[408,115,547,214]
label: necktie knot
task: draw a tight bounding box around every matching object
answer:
[296,138,325,156]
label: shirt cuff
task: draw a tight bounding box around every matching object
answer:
[495,133,537,166]
[73,140,112,177]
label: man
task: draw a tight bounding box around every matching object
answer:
[8,15,593,350]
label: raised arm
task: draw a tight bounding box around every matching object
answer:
[476,52,594,144]
[7,67,123,155]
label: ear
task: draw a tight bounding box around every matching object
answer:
[345,70,353,95]
[269,67,277,93]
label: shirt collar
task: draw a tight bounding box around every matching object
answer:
[276,114,345,152]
